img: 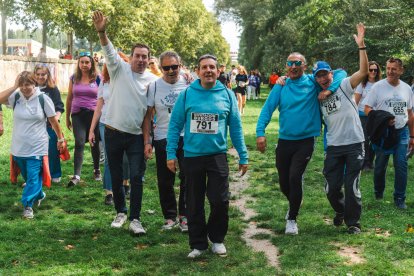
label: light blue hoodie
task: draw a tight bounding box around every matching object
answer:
[256,70,346,140]
[167,80,248,164]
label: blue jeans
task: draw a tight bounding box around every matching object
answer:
[374,126,408,200]
[14,156,44,208]
[47,126,62,178]
[104,127,145,221]
[99,123,112,191]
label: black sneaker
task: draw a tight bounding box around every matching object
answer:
[333,213,344,226]
[395,198,407,209]
[104,194,113,205]
[67,177,80,187]
[348,225,361,234]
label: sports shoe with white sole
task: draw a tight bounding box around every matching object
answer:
[179,216,188,232]
[52,177,61,183]
[37,192,46,207]
[187,249,206,258]
[129,219,146,235]
[23,207,34,219]
[211,243,227,256]
[285,220,298,235]
[111,213,127,228]
[161,219,178,230]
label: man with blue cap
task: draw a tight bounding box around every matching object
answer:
[314,23,368,234]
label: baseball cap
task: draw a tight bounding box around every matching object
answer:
[313,61,332,77]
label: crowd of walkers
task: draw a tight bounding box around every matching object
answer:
[1,15,414,259]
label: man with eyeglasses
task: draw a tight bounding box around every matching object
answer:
[142,51,189,233]
[364,57,414,209]
[92,11,158,235]
[167,54,248,258]
[313,23,368,234]
[256,52,346,235]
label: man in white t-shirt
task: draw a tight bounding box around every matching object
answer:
[92,11,157,235]
[364,57,414,209]
[143,51,189,233]
[314,23,367,234]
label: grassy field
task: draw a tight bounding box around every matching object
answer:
[0,88,413,275]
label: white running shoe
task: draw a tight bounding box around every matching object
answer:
[111,213,127,228]
[211,243,227,256]
[37,192,46,207]
[285,220,298,235]
[129,219,146,235]
[22,207,34,219]
[52,177,61,183]
[161,219,178,230]
[187,249,206,258]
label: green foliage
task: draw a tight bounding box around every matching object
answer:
[6,0,230,65]
[215,0,414,77]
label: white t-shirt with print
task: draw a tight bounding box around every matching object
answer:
[363,79,413,129]
[355,81,374,113]
[8,88,56,157]
[321,77,364,146]
[147,76,188,140]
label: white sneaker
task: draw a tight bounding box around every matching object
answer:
[52,177,61,183]
[285,220,298,235]
[22,207,34,219]
[211,243,227,256]
[111,213,127,228]
[161,219,178,230]
[129,219,146,235]
[37,192,46,207]
[187,249,206,258]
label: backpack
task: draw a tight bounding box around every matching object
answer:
[13,93,47,118]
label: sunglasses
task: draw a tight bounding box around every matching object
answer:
[149,62,155,65]
[286,60,303,67]
[162,65,179,71]
[79,51,91,57]
[369,68,378,72]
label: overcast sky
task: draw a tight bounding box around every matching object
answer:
[202,0,240,52]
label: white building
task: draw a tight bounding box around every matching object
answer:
[0,39,60,58]
[230,51,238,64]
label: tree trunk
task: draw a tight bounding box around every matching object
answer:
[67,31,73,56]
[42,20,47,51]
[1,11,7,55]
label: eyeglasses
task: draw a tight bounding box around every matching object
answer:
[162,65,179,71]
[79,51,91,57]
[369,68,378,72]
[286,60,303,67]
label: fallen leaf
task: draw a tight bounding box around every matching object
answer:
[135,244,148,250]
[65,245,75,250]
[405,224,414,233]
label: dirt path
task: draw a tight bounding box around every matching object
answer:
[228,148,280,269]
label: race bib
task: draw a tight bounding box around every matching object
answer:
[322,95,341,116]
[389,101,406,116]
[190,112,219,134]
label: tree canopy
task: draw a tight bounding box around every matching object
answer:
[1,0,230,65]
[215,0,414,77]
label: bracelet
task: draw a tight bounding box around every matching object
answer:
[358,47,367,50]
[58,138,65,143]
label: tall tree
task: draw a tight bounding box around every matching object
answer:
[0,0,18,55]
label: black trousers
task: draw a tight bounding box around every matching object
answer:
[184,154,229,250]
[276,138,315,220]
[153,138,186,220]
[71,109,100,176]
[323,142,363,227]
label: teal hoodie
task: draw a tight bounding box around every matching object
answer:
[167,80,248,164]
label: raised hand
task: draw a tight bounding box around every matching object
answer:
[92,11,107,32]
[353,22,365,48]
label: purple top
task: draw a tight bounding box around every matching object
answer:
[70,76,99,114]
